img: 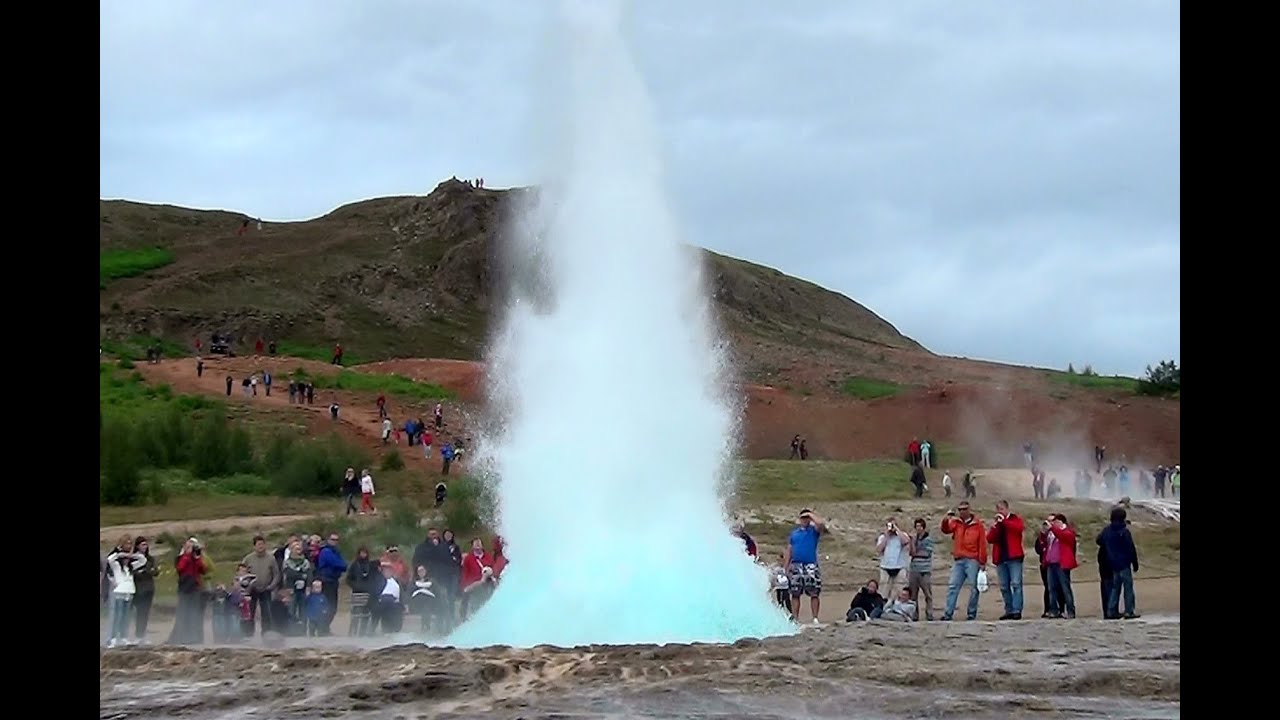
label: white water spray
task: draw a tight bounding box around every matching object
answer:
[446,0,794,648]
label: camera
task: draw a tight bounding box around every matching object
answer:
[192,547,203,557]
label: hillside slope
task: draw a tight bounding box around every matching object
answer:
[100,178,924,383]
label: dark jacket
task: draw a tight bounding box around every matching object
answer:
[1096,522,1139,572]
[132,553,159,594]
[910,464,926,487]
[849,588,886,615]
[414,539,454,578]
[346,557,386,595]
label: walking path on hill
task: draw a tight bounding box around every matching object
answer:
[99,514,319,544]
[134,357,465,475]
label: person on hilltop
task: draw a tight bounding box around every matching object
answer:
[225,375,234,397]
[907,437,921,466]
[784,509,829,624]
[1097,506,1141,620]
[288,378,298,404]
[332,343,344,366]
[262,369,272,396]
[315,533,348,635]
[875,516,911,601]
[434,402,444,430]
[441,441,456,475]
[241,535,282,636]
[340,467,359,516]
[306,382,315,405]
[910,462,927,498]
[268,339,277,355]
[907,518,935,621]
[790,434,801,460]
[1170,465,1180,498]
[255,338,264,356]
[422,427,434,461]
[1043,513,1078,619]
[940,501,988,621]
[381,417,393,445]
[434,481,447,507]
[360,469,377,514]
[941,469,953,498]
[962,469,979,499]
[376,393,388,419]
[920,439,932,470]
[197,358,204,378]
[1094,444,1106,473]
[987,499,1026,620]
[329,400,340,421]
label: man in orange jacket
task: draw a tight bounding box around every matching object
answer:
[987,499,1026,620]
[940,501,988,621]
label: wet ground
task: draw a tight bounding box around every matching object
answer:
[100,615,1179,719]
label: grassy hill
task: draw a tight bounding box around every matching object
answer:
[99,179,923,381]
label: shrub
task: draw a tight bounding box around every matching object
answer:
[1136,360,1180,397]
[272,435,371,497]
[441,476,492,537]
[190,412,232,478]
[101,420,142,505]
[380,450,405,471]
[117,357,135,370]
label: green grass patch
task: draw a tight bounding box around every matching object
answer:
[738,459,913,505]
[100,494,338,526]
[293,368,454,401]
[1046,371,1138,393]
[839,376,903,400]
[100,246,174,286]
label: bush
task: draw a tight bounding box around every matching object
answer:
[1137,360,1180,397]
[441,476,492,537]
[272,435,371,497]
[101,420,143,505]
[117,357,135,370]
[380,450,405,471]
[100,246,175,284]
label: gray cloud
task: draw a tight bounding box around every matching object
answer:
[100,0,1179,377]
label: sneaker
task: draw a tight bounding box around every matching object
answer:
[812,618,820,625]
[940,615,953,621]
[1010,613,1022,620]
[1064,612,1076,619]
[1040,612,1051,619]
[1123,613,1141,620]
[998,613,1012,620]
[106,639,118,649]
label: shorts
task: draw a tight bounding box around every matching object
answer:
[787,562,822,597]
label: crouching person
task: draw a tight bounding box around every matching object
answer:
[881,588,918,622]
[846,579,886,622]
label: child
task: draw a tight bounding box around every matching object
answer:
[434,481,447,508]
[270,587,300,636]
[234,563,257,637]
[382,418,392,445]
[304,580,329,637]
[360,469,377,514]
[211,584,232,642]
[422,430,433,460]
[410,565,437,633]
[768,553,790,610]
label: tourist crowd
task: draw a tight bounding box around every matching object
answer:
[101,526,508,647]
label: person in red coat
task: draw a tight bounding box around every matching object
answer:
[459,538,496,620]
[1033,522,1066,618]
[987,500,1026,620]
[491,536,509,579]
[1044,513,1078,618]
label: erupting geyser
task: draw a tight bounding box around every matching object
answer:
[445,0,795,648]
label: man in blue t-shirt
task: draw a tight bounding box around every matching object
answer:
[783,508,829,623]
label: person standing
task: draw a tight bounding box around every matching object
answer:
[434,402,444,430]
[875,517,911,602]
[341,467,360,516]
[105,536,140,647]
[1044,513,1078,618]
[907,437,921,466]
[1097,507,1141,619]
[376,393,388,419]
[169,538,209,644]
[939,501,987,621]
[1169,465,1180,499]
[225,375,234,397]
[910,463,927,498]
[920,439,932,469]
[196,359,204,377]
[441,442,455,475]
[907,518,935,621]
[987,499,1025,620]
[130,537,159,643]
[315,533,348,635]
[381,418,392,445]
[288,379,298,404]
[241,535,282,635]
[262,370,272,396]
[783,509,829,623]
[360,469,377,514]
[941,469,953,498]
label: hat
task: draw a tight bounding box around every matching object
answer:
[189,537,202,547]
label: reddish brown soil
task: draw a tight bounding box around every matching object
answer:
[355,357,1181,466]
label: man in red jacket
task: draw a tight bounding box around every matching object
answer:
[459,538,496,620]
[987,499,1026,620]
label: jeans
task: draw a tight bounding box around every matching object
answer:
[109,596,133,641]
[1046,564,1075,616]
[1108,567,1137,617]
[996,559,1024,616]
[943,558,980,620]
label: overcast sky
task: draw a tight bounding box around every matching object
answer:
[101,1,1179,377]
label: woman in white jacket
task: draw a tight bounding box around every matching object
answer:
[105,535,140,647]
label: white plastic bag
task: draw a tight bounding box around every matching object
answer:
[976,569,990,593]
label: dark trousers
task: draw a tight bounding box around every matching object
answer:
[1046,564,1075,616]
[1099,567,1113,615]
[913,482,924,498]
[321,580,340,633]
[168,591,205,645]
[248,590,273,634]
[1107,567,1137,618]
[134,590,155,639]
[345,492,359,515]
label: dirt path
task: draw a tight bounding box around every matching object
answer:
[99,514,320,543]
[134,358,467,474]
